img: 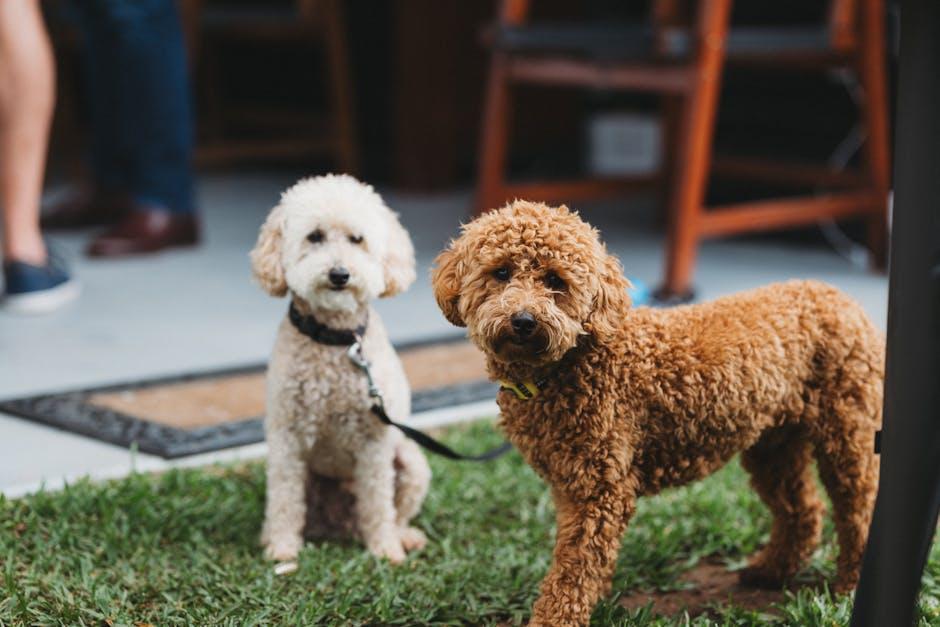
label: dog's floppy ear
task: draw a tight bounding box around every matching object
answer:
[250,204,288,297]
[431,239,467,327]
[585,248,631,340]
[380,209,416,298]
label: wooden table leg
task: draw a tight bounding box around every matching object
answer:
[474,0,530,215]
[858,0,892,270]
[474,53,513,215]
[323,0,359,175]
[658,0,732,301]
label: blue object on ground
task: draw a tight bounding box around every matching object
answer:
[627,277,650,306]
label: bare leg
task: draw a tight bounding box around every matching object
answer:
[740,426,824,587]
[0,0,54,264]
[529,490,633,627]
[393,439,430,552]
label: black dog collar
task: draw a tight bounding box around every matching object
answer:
[288,302,367,346]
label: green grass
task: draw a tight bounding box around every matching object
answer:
[2,421,939,626]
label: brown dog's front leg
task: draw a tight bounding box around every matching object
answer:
[529,490,633,627]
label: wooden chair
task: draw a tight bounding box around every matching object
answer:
[476,0,890,300]
[181,0,358,171]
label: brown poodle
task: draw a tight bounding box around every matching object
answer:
[431,201,883,626]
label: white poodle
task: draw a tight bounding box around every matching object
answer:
[250,174,430,564]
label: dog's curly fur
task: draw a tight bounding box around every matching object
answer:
[251,174,430,564]
[432,200,883,626]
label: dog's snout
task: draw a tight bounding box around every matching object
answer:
[328,266,350,287]
[510,311,537,337]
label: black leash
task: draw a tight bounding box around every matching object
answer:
[369,404,514,461]
[287,303,513,462]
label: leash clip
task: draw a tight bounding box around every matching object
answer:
[347,337,384,407]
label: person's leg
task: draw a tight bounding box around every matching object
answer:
[40,0,131,231]
[0,0,54,264]
[83,0,198,257]
[0,0,78,312]
[93,0,195,214]
[43,0,188,232]
[74,0,133,198]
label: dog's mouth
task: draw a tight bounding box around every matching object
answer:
[491,332,550,363]
[320,281,355,293]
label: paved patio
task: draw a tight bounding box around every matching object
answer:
[0,172,888,497]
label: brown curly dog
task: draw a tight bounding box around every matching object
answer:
[431,200,883,626]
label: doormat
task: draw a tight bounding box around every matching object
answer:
[0,336,495,459]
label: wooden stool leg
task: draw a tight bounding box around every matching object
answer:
[657,94,682,226]
[858,0,891,270]
[323,0,359,175]
[659,0,732,300]
[474,54,512,215]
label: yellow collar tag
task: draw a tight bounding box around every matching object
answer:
[498,380,542,400]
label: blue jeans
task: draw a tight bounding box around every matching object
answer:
[71,0,196,214]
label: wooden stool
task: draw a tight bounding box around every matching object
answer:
[182,0,358,172]
[475,0,890,300]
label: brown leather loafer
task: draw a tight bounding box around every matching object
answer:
[41,190,131,230]
[86,209,200,258]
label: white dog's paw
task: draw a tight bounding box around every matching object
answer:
[368,537,407,564]
[398,526,427,552]
[263,535,303,562]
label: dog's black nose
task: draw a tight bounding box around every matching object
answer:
[328,267,350,287]
[511,311,537,337]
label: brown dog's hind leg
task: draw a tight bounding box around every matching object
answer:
[813,419,879,593]
[739,426,824,588]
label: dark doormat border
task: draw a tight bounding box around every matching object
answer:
[0,334,497,459]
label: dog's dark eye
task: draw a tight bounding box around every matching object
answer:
[492,266,511,282]
[307,229,324,244]
[545,271,566,291]
[348,234,364,245]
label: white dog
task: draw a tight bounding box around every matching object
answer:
[250,174,430,563]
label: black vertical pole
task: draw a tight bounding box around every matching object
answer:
[850,0,940,625]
